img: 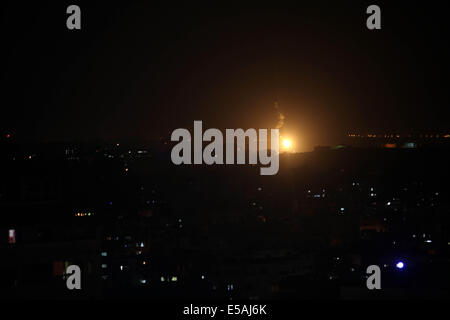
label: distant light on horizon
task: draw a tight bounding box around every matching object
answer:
[396,261,405,269]
[282,139,292,149]
[281,137,295,153]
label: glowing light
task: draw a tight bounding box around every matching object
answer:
[396,261,404,269]
[9,229,16,244]
[282,139,292,149]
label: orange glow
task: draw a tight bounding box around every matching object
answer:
[282,139,292,149]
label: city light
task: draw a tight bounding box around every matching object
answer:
[396,261,405,269]
[8,229,16,244]
[75,212,95,217]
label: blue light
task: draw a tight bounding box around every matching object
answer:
[396,261,405,269]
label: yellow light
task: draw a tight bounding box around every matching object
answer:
[282,139,292,149]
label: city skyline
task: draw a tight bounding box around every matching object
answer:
[1,0,450,305]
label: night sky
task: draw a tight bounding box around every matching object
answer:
[2,1,449,151]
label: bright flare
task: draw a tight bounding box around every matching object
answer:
[282,139,292,149]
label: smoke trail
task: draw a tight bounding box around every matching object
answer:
[275,102,285,129]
